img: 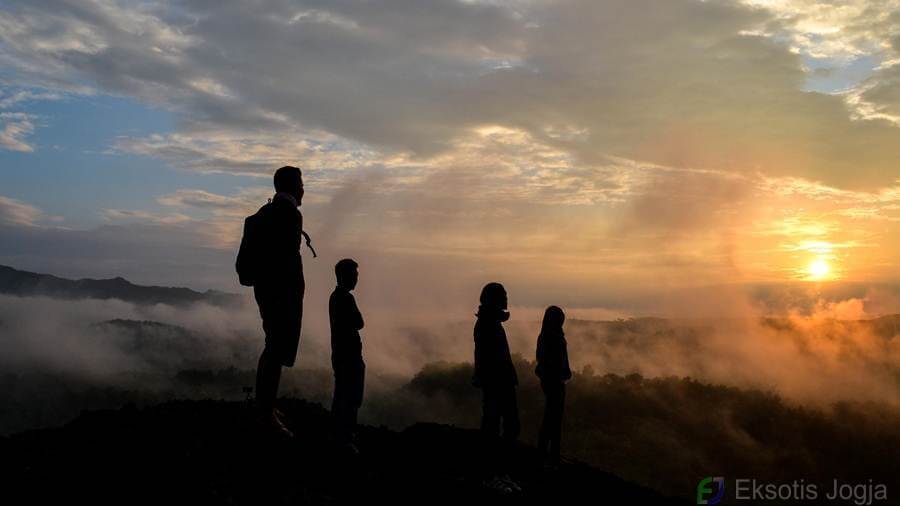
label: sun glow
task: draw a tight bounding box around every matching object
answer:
[807,258,831,281]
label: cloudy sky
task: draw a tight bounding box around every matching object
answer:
[2,0,900,317]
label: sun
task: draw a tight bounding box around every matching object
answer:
[807,258,831,281]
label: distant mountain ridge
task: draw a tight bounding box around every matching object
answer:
[0,264,242,307]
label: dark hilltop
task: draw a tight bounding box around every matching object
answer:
[1,398,685,505]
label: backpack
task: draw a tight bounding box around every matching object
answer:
[235,209,266,287]
[235,203,317,287]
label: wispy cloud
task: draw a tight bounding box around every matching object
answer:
[0,112,35,152]
[0,195,43,225]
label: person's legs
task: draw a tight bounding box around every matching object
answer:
[255,293,284,414]
[255,347,293,438]
[333,370,361,445]
[255,347,282,413]
[480,386,501,438]
[558,384,567,455]
[486,385,519,479]
[501,385,520,443]
[547,382,565,459]
[349,364,364,433]
[332,372,348,442]
[479,386,504,477]
[538,382,552,455]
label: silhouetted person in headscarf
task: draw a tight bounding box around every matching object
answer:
[330,258,365,453]
[473,282,522,493]
[473,282,520,443]
[535,305,571,463]
[236,165,315,438]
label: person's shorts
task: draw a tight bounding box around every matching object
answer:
[255,285,304,367]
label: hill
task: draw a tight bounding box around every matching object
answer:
[0,399,685,505]
[0,264,241,307]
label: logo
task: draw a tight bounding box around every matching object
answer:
[698,477,725,505]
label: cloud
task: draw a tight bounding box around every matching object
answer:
[113,130,377,177]
[3,283,900,407]
[157,189,253,215]
[858,62,900,121]
[0,195,43,225]
[0,294,262,376]
[99,208,192,224]
[1,1,900,307]
[1,0,899,188]
[550,296,900,405]
[739,0,900,60]
[0,88,61,109]
[0,86,63,151]
[0,112,36,152]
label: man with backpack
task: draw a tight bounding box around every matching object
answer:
[236,165,315,438]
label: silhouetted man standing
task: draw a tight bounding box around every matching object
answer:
[237,165,312,438]
[329,258,365,453]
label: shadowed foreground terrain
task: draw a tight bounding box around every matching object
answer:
[0,399,685,505]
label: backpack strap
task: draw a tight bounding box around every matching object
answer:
[302,230,317,258]
[268,197,318,258]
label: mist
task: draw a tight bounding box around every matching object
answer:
[2,276,898,419]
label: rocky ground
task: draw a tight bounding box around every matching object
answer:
[1,398,686,505]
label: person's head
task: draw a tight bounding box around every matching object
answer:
[274,165,303,204]
[540,305,565,335]
[335,258,359,290]
[479,282,508,311]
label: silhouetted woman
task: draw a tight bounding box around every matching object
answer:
[473,282,520,443]
[535,305,571,462]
